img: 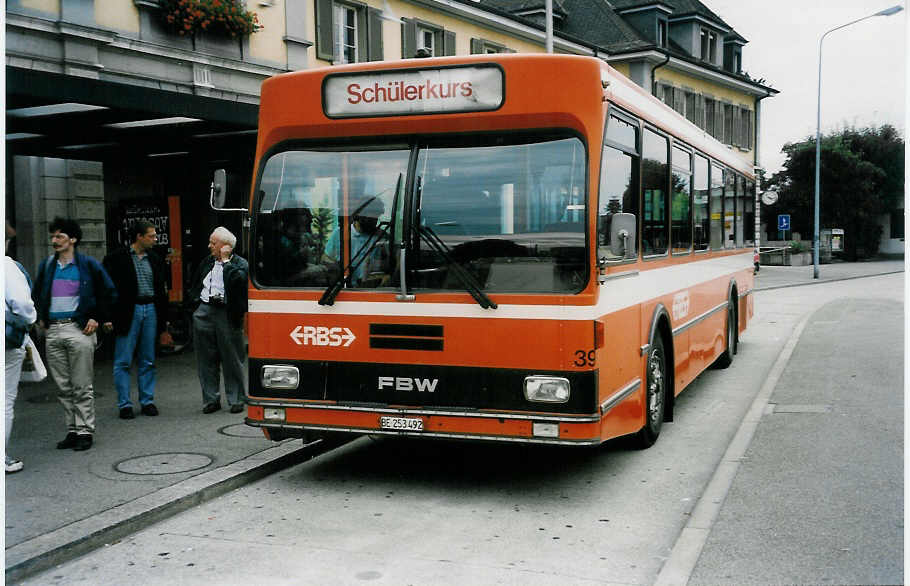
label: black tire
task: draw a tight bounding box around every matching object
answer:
[713,297,736,369]
[634,334,667,449]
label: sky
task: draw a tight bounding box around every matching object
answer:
[708,0,907,175]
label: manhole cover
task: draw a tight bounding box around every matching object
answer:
[116,453,212,475]
[219,423,265,438]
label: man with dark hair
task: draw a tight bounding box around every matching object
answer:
[103,220,172,419]
[33,217,116,452]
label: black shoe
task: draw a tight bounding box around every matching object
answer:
[141,403,159,416]
[56,433,78,449]
[120,407,135,419]
[229,403,244,414]
[73,435,93,451]
[202,402,221,414]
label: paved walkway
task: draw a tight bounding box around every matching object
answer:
[4,258,904,582]
[689,294,903,585]
[754,258,904,291]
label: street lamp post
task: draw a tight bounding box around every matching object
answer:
[814,4,903,278]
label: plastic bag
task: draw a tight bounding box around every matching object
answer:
[20,335,47,383]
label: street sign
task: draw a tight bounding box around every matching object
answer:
[778,214,791,231]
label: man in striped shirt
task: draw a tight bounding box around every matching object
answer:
[103,220,172,419]
[33,218,116,452]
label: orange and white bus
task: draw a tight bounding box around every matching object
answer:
[239,54,755,448]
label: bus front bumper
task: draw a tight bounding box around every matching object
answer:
[245,402,603,446]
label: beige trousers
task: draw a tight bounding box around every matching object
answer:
[46,322,96,435]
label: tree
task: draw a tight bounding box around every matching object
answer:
[763,125,904,260]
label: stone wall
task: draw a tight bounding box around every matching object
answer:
[13,156,106,275]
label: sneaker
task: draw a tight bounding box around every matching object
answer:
[56,432,78,449]
[5,456,23,474]
[119,407,135,419]
[202,402,221,414]
[229,403,244,414]
[141,403,159,416]
[73,435,93,451]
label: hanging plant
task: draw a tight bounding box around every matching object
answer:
[161,0,262,38]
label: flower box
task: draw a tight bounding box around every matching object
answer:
[160,0,261,38]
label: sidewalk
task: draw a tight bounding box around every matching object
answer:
[4,259,904,582]
[754,257,904,291]
[687,287,903,584]
[3,348,334,582]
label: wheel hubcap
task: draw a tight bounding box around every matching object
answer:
[647,347,664,425]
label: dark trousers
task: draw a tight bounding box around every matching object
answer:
[192,303,246,406]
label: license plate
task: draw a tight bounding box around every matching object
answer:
[379,416,424,432]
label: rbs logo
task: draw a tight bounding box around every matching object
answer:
[290,325,356,347]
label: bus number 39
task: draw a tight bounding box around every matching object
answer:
[574,350,596,367]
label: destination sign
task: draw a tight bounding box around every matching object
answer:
[323,65,504,118]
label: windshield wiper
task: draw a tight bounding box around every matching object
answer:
[318,221,391,306]
[319,177,402,307]
[417,224,497,310]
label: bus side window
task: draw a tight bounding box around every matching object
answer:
[693,154,710,251]
[598,145,638,262]
[743,178,755,248]
[723,169,735,248]
[642,129,669,256]
[709,163,724,250]
[735,175,745,248]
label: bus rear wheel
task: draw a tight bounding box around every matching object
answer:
[634,335,666,449]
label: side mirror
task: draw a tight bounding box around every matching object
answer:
[609,212,636,259]
[210,168,248,212]
[211,169,227,209]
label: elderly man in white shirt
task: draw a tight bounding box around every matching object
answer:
[5,222,37,473]
[188,227,249,414]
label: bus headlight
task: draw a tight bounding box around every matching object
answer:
[524,376,570,403]
[262,365,300,389]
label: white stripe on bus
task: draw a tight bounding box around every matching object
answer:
[248,252,752,321]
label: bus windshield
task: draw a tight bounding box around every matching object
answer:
[253,133,587,294]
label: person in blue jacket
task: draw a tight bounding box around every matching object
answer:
[32,217,116,452]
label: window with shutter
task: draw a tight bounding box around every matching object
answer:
[732,107,741,146]
[714,104,724,144]
[315,0,382,64]
[402,18,455,58]
[705,99,715,138]
[660,84,673,108]
[745,109,753,149]
[685,92,696,124]
[673,89,685,118]
[470,38,512,54]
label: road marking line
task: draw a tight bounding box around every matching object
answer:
[653,311,812,586]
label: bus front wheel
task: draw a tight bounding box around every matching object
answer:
[714,297,736,369]
[634,334,666,449]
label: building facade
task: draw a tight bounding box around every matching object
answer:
[6,0,776,296]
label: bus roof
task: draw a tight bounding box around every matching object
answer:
[600,61,754,177]
[257,54,753,179]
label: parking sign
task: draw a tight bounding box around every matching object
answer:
[778,214,790,231]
